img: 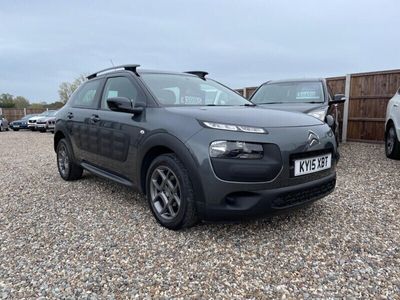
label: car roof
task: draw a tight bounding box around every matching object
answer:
[93,69,200,79]
[265,78,325,84]
[88,64,204,81]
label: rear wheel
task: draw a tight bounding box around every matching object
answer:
[56,139,83,180]
[146,154,198,230]
[0,125,2,132]
[385,124,400,159]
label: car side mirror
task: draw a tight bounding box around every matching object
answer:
[330,94,346,105]
[107,97,144,114]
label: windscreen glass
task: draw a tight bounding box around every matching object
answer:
[252,81,325,104]
[141,73,250,106]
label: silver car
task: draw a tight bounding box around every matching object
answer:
[0,114,9,132]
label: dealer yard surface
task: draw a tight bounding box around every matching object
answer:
[0,131,399,298]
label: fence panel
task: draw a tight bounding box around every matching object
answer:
[1,108,47,123]
[347,70,400,142]
[326,76,346,141]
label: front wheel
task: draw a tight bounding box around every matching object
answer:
[385,125,400,159]
[56,139,83,180]
[146,154,198,230]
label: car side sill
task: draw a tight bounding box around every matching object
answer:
[80,162,133,187]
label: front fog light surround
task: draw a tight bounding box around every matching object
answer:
[210,141,264,159]
[202,121,267,134]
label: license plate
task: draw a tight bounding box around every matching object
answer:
[294,153,332,176]
[14,125,19,128]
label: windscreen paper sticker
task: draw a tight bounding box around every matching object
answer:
[182,96,203,105]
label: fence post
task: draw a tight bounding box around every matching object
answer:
[342,74,351,143]
[24,108,27,116]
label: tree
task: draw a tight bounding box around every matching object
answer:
[0,93,15,108]
[58,74,86,103]
[13,96,30,108]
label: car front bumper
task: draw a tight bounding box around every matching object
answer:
[185,124,338,220]
[36,123,47,129]
[202,172,336,221]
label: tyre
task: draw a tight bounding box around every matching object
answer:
[0,125,2,132]
[13,129,19,131]
[385,124,400,159]
[146,154,198,230]
[56,138,83,180]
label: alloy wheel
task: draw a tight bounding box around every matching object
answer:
[387,127,395,154]
[58,144,70,177]
[149,166,181,220]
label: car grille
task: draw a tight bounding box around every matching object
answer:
[37,121,46,124]
[272,179,336,208]
[28,120,36,123]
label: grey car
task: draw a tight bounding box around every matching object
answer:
[0,114,9,131]
[54,65,338,230]
[250,79,346,145]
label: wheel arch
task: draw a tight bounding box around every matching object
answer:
[137,133,205,206]
[54,130,66,152]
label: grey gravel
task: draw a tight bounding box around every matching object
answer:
[0,131,399,299]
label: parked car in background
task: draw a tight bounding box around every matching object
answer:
[36,110,58,133]
[9,114,37,131]
[28,110,57,131]
[0,115,9,131]
[54,65,338,230]
[250,79,346,146]
[385,87,400,159]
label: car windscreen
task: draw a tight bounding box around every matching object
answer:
[47,111,57,117]
[140,73,250,106]
[252,81,325,104]
[22,115,34,120]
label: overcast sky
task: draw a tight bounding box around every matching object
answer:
[1,0,399,103]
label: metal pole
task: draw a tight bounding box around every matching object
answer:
[24,108,27,116]
[243,87,247,99]
[342,74,351,143]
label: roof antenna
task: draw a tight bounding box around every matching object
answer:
[110,59,115,67]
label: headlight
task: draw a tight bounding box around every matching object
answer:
[307,108,328,122]
[202,121,267,133]
[210,141,264,159]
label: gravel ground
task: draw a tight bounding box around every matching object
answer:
[0,131,399,299]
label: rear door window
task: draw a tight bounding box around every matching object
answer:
[71,80,101,108]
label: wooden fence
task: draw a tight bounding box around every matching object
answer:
[0,108,47,123]
[239,69,400,142]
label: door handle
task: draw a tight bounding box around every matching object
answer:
[90,115,100,123]
[67,112,74,119]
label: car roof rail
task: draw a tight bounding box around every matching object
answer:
[87,64,141,80]
[185,71,208,80]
